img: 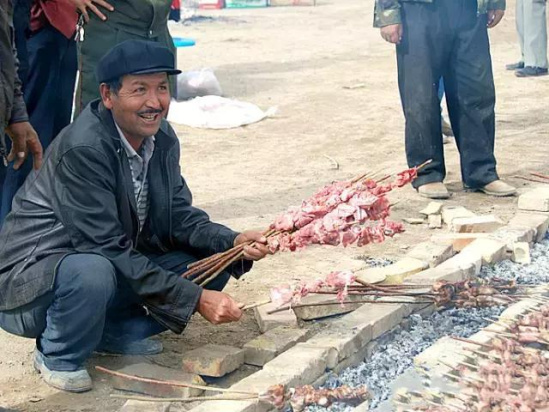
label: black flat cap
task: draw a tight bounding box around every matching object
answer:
[96,39,182,83]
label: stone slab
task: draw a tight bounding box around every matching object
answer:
[508,212,549,242]
[292,294,364,321]
[243,326,311,366]
[407,265,465,285]
[349,302,407,340]
[428,214,442,229]
[512,242,531,264]
[451,215,503,233]
[431,233,489,252]
[375,257,429,284]
[119,400,171,412]
[305,322,373,362]
[181,344,245,377]
[403,218,425,225]
[489,225,535,251]
[111,363,205,398]
[419,201,443,216]
[254,301,298,333]
[413,336,471,375]
[518,187,549,212]
[461,238,507,265]
[406,241,455,268]
[441,206,476,228]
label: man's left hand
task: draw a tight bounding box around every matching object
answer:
[234,231,272,261]
[487,10,504,28]
[5,122,43,170]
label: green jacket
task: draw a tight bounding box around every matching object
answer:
[76,0,175,114]
[374,0,506,27]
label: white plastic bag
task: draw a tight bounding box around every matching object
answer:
[167,95,277,129]
[176,69,223,101]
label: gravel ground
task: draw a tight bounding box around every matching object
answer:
[303,237,549,412]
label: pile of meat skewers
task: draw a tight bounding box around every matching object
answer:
[97,365,370,412]
[261,383,370,411]
[394,303,549,412]
[262,276,535,315]
[181,164,425,287]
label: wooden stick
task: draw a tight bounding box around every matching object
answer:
[450,336,493,350]
[531,172,549,181]
[242,299,271,311]
[266,299,432,315]
[95,366,257,396]
[110,394,258,402]
[199,250,245,287]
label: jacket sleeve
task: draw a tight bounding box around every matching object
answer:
[52,145,202,333]
[486,0,506,10]
[8,14,28,125]
[169,144,252,278]
[374,0,402,28]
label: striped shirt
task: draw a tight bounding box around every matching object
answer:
[115,123,155,232]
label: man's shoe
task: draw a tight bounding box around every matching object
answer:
[417,182,450,199]
[34,350,92,393]
[515,66,548,77]
[95,336,163,356]
[479,180,517,197]
[506,61,524,71]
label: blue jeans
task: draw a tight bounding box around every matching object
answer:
[438,77,445,103]
[0,251,230,371]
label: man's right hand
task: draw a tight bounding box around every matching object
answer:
[69,0,114,22]
[197,289,243,325]
[380,24,403,44]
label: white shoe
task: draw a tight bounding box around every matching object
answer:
[417,182,450,199]
[34,350,92,393]
[479,180,517,197]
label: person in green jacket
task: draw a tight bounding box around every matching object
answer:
[75,0,176,115]
[374,0,516,199]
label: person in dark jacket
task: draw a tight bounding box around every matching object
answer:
[1,0,82,226]
[0,0,43,220]
[374,0,517,199]
[0,40,270,393]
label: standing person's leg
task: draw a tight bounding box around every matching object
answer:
[0,0,31,228]
[508,0,526,70]
[0,26,74,225]
[26,25,76,144]
[444,1,501,190]
[516,0,548,76]
[396,1,449,195]
[0,254,116,391]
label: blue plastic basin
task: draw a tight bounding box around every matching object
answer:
[173,37,196,48]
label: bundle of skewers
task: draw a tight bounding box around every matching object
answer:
[246,275,540,315]
[97,366,370,411]
[392,301,549,412]
[181,163,428,288]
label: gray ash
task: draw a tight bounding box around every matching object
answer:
[304,237,549,412]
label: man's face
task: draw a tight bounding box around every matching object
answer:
[101,73,170,142]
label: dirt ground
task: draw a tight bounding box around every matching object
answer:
[1,0,549,410]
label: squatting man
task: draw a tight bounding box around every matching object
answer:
[0,40,271,393]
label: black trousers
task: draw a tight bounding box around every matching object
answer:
[397,0,499,189]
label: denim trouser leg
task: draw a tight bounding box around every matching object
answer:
[0,254,117,371]
[102,250,231,341]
